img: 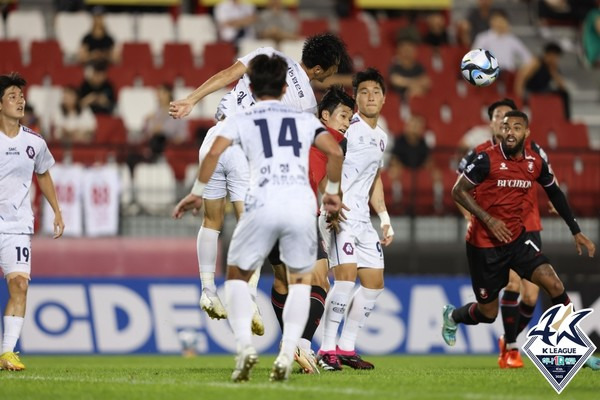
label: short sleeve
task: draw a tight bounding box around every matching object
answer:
[463,152,490,185]
[457,148,477,174]
[35,141,55,174]
[537,158,556,187]
[238,47,276,67]
[216,116,241,144]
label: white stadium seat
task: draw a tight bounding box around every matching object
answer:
[104,13,135,45]
[137,13,175,58]
[54,12,92,62]
[173,86,204,119]
[117,86,159,135]
[133,162,177,215]
[237,38,277,59]
[279,39,304,64]
[26,85,62,135]
[177,14,217,59]
[6,10,46,60]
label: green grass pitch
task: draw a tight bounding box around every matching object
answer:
[0,355,598,400]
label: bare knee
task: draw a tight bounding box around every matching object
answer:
[520,282,540,306]
[7,275,29,300]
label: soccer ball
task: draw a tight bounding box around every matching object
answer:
[460,49,500,87]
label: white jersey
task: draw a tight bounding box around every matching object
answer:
[215,47,317,120]
[339,113,388,222]
[0,125,54,234]
[218,100,326,205]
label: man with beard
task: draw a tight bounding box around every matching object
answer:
[442,110,596,347]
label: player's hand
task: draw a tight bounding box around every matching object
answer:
[338,202,350,221]
[169,99,194,119]
[172,193,204,219]
[380,224,394,247]
[326,212,341,233]
[547,200,558,215]
[53,213,65,239]
[322,193,341,214]
[573,232,596,257]
[484,216,512,243]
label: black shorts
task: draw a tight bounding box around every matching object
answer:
[466,230,549,304]
[267,226,327,266]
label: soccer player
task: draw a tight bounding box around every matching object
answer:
[0,72,64,370]
[170,34,350,326]
[173,54,343,382]
[269,85,354,374]
[317,68,394,371]
[457,98,547,368]
[443,111,596,352]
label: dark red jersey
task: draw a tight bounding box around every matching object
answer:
[458,138,550,233]
[309,126,347,196]
[462,143,555,248]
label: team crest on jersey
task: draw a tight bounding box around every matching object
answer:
[528,161,534,173]
[499,162,508,170]
[342,242,354,255]
[479,288,488,299]
[523,304,596,394]
[380,139,385,152]
[26,145,35,159]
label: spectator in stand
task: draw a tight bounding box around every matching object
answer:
[517,43,570,120]
[538,0,596,27]
[583,7,600,67]
[255,0,299,45]
[78,12,117,66]
[472,10,532,74]
[142,84,188,145]
[460,0,502,44]
[422,12,449,47]
[389,38,431,101]
[78,61,116,115]
[214,0,257,45]
[52,86,97,143]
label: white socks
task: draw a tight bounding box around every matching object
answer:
[338,286,383,352]
[2,316,24,354]
[248,265,262,300]
[197,227,219,291]
[320,280,355,352]
[224,280,253,352]
[280,284,311,361]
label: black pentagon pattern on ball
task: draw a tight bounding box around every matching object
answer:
[460,49,500,87]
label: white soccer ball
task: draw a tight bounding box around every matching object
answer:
[460,48,500,87]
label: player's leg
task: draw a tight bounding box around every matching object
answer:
[498,269,521,368]
[516,278,539,337]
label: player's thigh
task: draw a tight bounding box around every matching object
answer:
[355,222,384,270]
[279,210,317,274]
[227,208,278,272]
[466,242,510,304]
[0,234,32,278]
[327,219,358,269]
[222,145,249,203]
[510,231,550,281]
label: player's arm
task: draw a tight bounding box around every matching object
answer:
[538,160,596,257]
[451,153,513,243]
[454,148,477,220]
[169,61,247,119]
[532,141,559,214]
[36,171,64,239]
[314,130,343,214]
[173,136,233,219]
[369,169,394,246]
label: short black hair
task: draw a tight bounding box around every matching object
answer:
[487,98,517,120]
[544,42,563,55]
[247,54,288,98]
[318,85,355,120]
[352,68,386,96]
[490,9,509,20]
[302,33,352,73]
[504,110,529,127]
[0,72,26,99]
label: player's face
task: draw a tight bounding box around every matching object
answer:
[323,103,352,133]
[490,105,513,142]
[356,81,385,119]
[0,86,26,120]
[501,116,529,156]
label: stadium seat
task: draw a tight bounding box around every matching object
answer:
[20,65,46,86]
[378,17,410,49]
[338,17,372,54]
[104,13,135,46]
[179,65,217,88]
[438,45,465,80]
[409,95,442,123]
[30,40,64,74]
[187,118,216,143]
[132,162,177,215]
[165,146,200,181]
[120,42,155,74]
[173,86,205,119]
[137,13,175,59]
[528,94,566,125]
[279,39,304,64]
[415,45,436,74]
[163,42,195,73]
[197,88,229,119]
[70,145,111,166]
[300,18,329,37]
[117,86,159,134]
[6,10,46,60]
[139,67,178,87]
[237,38,276,59]
[118,163,134,207]
[429,72,458,102]
[54,11,92,62]
[380,91,403,135]
[26,85,62,135]
[184,163,199,190]
[176,14,217,59]
[51,65,85,87]
[447,95,486,131]
[349,44,393,75]
[107,65,137,94]
[95,115,127,145]
[0,40,23,71]
[203,42,236,71]
[0,15,4,39]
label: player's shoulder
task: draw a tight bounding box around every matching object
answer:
[21,125,45,141]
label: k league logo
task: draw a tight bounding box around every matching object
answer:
[523,304,596,394]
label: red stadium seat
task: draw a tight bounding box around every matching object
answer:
[19,65,46,86]
[51,65,84,87]
[447,95,486,131]
[300,18,329,37]
[409,95,442,124]
[380,91,403,135]
[164,146,201,181]
[203,42,236,71]
[439,45,465,80]
[30,40,63,74]
[163,42,195,75]
[180,65,217,88]
[528,94,566,125]
[0,40,23,71]
[339,18,372,54]
[95,115,128,145]
[378,18,410,50]
[121,42,154,74]
[139,67,178,87]
[107,65,137,95]
[71,146,112,166]
[188,118,215,143]
[415,45,435,74]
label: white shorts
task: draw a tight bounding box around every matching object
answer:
[0,234,32,277]
[199,124,249,203]
[321,216,384,269]
[228,192,317,274]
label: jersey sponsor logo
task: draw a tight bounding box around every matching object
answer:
[528,161,534,173]
[523,304,596,394]
[287,68,305,98]
[5,146,19,156]
[26,145,35,159]
[496,179,532,188]
[342,242,354,255]
[500,162,508,170]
